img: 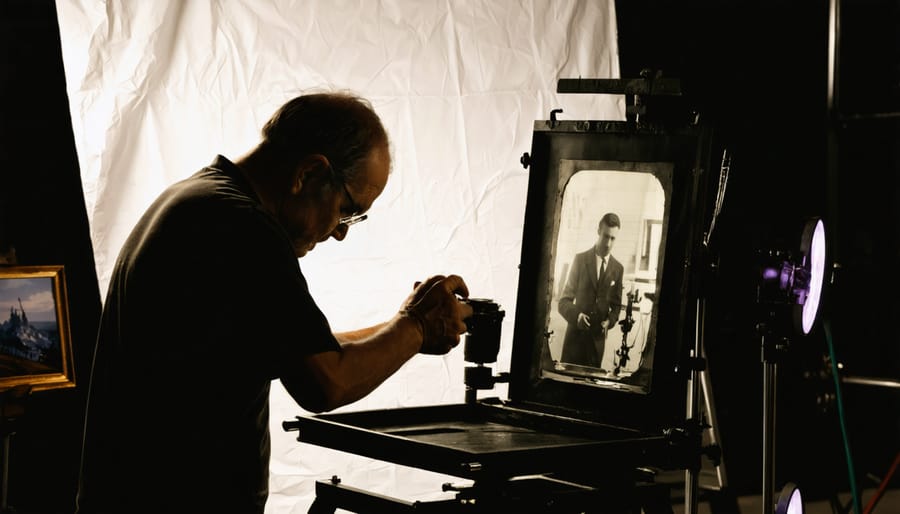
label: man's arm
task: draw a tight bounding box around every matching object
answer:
[558,254,582,324]
[334,323,388,343]
[291,315,423,412]
[282,275,472,412]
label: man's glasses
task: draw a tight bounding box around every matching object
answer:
[337,177,367,228]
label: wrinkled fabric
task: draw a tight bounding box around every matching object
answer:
[57,1,621,512]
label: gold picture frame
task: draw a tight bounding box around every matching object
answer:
[0,265,75,392]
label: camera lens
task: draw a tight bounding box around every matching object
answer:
[462,298,505,364]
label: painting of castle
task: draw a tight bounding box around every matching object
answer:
[0,276,62,377]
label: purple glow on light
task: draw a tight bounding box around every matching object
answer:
[763,268,780,280]
[776,484,805,514]
[802,219,826,334]
[786,488,803,514]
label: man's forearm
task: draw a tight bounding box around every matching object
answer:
[299,315,423,411]
[334,322,389,343]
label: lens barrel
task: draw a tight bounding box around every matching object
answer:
[462,298,505,364]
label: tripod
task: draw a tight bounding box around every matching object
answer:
[683,295,733,514]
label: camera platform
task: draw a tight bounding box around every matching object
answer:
[284,399,689,513]
[284,401,673,483]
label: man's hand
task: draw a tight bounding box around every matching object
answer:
[577,312,592,331]
[401,275,473,354]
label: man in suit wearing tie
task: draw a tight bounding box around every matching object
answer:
[558,212,624,369]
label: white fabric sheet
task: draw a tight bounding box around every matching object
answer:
[56,1,623,511]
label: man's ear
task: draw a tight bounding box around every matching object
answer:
[291,154,331,195]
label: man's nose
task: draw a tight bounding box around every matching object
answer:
[331,224,349,241]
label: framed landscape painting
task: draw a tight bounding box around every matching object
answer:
[0,266,75,392]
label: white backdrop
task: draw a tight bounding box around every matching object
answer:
[56,1,623,512]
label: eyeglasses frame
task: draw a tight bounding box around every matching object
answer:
[328,163,367,228]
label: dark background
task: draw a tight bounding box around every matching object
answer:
[615,0,900,504]
[0,0,897,512]
[1,1,102,513]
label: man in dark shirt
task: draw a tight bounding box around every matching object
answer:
[76,92,472,514]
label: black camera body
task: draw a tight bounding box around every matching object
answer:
[461,298,505,365]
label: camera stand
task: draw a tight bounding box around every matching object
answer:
[678,320,734,514]
[461,299,508,404]
[307,470,675,513]
[682,236,733,514]
[464,365,509,404]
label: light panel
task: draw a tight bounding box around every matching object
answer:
[776,482,805,514]
[801,219,826,334]
[759,216,827,337]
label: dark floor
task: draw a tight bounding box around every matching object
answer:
[673,488,900,514]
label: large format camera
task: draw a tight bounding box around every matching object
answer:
[285,74,718,513]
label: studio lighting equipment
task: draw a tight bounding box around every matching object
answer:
[756,217,827,514]
[758,217,827,337]
[775,482,804,514]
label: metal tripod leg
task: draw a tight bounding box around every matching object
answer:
[684,300,705,514]
[698,341,728,492]
[684,299,730,514]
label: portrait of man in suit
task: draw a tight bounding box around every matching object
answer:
[557,212,624,369]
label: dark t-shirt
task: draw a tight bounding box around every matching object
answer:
[77,156,340,514]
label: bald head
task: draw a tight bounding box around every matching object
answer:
[261,92,390,184]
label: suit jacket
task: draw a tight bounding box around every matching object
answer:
[558,248,624,365]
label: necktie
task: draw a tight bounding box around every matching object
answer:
[599,257,606,280]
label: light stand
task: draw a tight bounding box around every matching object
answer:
[756,217,827,514]
[758,322,787,514]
